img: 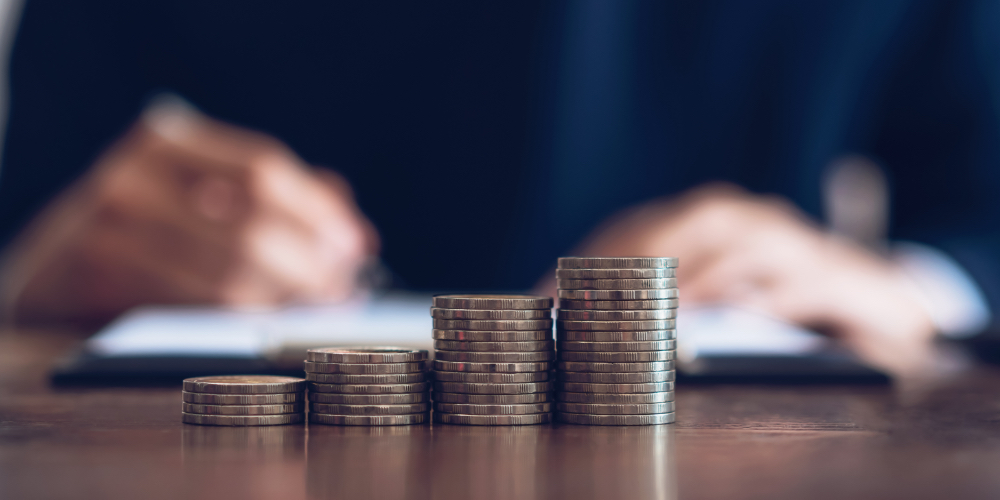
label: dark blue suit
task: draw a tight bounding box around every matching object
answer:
[2,1,999,325]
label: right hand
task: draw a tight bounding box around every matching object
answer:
[1,100,379,325]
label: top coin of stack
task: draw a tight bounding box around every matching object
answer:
[305,347,431,426]
[181,375,306,426]
[431,294,556,426]
[555,257,679,426]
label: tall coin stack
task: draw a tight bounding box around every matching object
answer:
[181,375,306,426]
[431,294,556,425]
[554,257,679,425]
[305,347,431,425]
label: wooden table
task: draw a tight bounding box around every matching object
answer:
[2,331,1000,500]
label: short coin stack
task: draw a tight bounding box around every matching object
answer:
[181,375,306,426]
[555,257,679,425]
[431,294,555,425]
[305,347,431,425]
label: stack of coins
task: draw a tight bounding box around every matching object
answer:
[555,257,679,425]
[181,375,306,426]
[431,294,555,425]
[305,347,431,426]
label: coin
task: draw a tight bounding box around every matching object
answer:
[432,294,553,310]
[557,278,678,290]
[433,381,553,395]
[556,391,675,404]
[308,412,428,426]
[433,360,552,373]
[431,308,550,320]
[305,347,428,363]
[558,289,678,300]
[556,402,675,415]
[302,361,424,374]
[307,382,430,394]
[305,372,428,384]
[181,412,304,426]
[557,309,676,320]
[556,371,675,383]
[433,371,550,383]
[181,391,303,405]
[557,350,675,362]
[555,268,676,279]
[557,319,675,331]
[557,330,676,342]
[309,402,430,415]
[182,402,304,415]
[558,299,678,310]
[558,257,679,269]
[308,392,428,404]
[182,375,306,395]
[433,350,555,363]
[433,319,553,331]
[555,381,675,393]
[555,412,675,425]
[433,402,552,415]
[557,340,676,351]
[432,329,552,341]
[433,412,551,426]
[432,392,553,404]
[434,340,554,352]
[556,361,675,372]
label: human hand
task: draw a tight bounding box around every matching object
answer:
[556,184,937,376]
[1,100,379,325]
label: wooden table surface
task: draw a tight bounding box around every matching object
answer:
[2,331,1000,500]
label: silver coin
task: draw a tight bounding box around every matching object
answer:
[558,350,675,362]
[433,381,553,395]
[557,330,676,342]
[556,268,676,279]
[433,412,551,426]
[308,412,428,426]
[556,391,675,404]
[182,402,303,415]
[557,340,675,352]
[559,299,678,310]
[557,278,678,290]
[555,381,675,393]
[556,361,675,372]
[559,289,678,300]
[432,329,552,342]
[305,372,428,384]
[557,309,676,321]
[556,402,675,415]
[181,412,304,426]
[432,294,553,310]
[182,375,306,395]
[302,361,424,374]
[433,360,552,373]
[433,402,552,415]
[432,392,553,404]
[307,382,430,394]
[308,392,428,404]
[434,340,554,352]
[431,308,551,320]
[556,371,675,383]
[434,350,555,363]
[181,391,303,405]
[309,402,430,415]
[305,347,428,364]
[434,371,550,383]
[433,319,553,331]
[555,412,675,425]
[557,319,675,331]
[557,257,679,269]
